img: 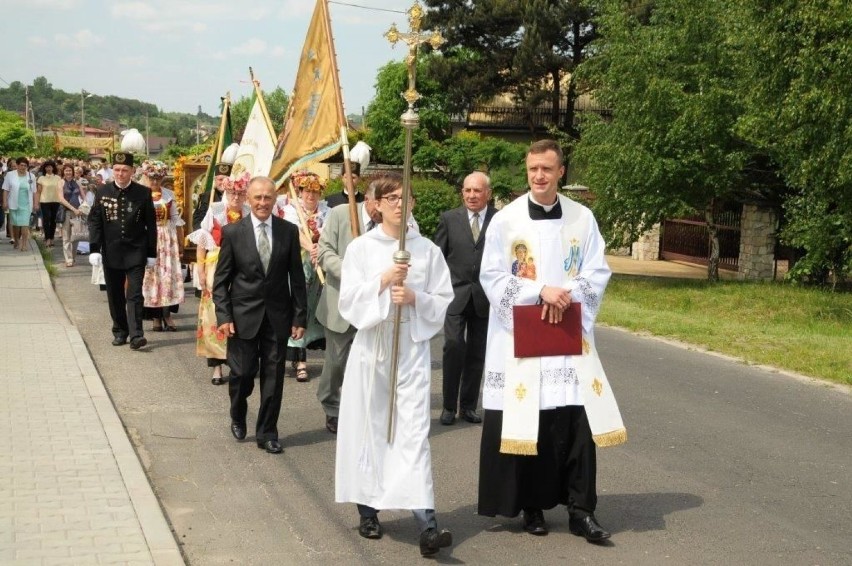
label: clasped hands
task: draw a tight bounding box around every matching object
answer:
[216,322,305,340]
[381,262,415,305]
[539,285,572,324]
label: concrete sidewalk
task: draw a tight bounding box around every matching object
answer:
[0,236,183,565]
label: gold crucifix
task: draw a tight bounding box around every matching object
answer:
[384,1,445,108]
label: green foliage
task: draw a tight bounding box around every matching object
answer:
[364,57,451,164]
[411,177,460,240]
[0,110,35,154]
[423,0,596,135]
[732,0,852,286]
[230,87,289,141]
[412,130,527,200]
[58,147,89,160]
[572,0,770,280]
[0,77,218,147]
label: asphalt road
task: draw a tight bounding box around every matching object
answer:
[52,256,852,566]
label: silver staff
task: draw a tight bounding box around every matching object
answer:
[383,1,445,442]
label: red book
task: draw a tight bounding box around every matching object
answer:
[513,303,582,358]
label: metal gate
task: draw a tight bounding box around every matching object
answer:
[660,207,741,271]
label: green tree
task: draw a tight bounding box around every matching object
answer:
[0,110,35,154]
[573,0,774,281]
[412,130,527,200]
[364,58,450,164]
[230,87,290,142]
[423,0,597,136]
[733,0,852,286]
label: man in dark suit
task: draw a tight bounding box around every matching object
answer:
[192,163,231,230]
[88,151,157,350]
[324,162,362,208]
[433,171,496,425]
[213,176,308,454]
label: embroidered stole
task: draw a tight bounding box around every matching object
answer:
[499,195,626,455]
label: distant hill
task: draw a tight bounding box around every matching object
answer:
[0,76,218,147]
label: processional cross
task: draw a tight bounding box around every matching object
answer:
[383,1,445,442]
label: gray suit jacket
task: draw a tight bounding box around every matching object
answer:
[433,205,496,317]
[316,203,366,333]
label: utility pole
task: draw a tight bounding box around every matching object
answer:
[25,86,29,131]
[145,111,150,155]
[81,89,93,136]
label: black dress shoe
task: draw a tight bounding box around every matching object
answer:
[326,415,338,434]
[112,336,127,346]
[569,515,611,542]
[358,516,383,539]
[257,439,283,454]
[230,422,246,440]
[522,509,548,536]
[440,408,456,426]
[460,408,482,423]
[129,336,147,350]
[419,527,452,556]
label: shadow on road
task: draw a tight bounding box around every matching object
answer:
[600,491,703,533]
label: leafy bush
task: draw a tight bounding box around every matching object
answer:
[411,177,460,240]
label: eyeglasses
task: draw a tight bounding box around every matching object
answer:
[381,194,403,206]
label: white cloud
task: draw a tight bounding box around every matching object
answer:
[30,0,80,8]
[271,46,286,58]
[28,37,48,46]
[233,39,267,56]
[117,56,149,67]
[55,29,104,49]
[111,2,157,19]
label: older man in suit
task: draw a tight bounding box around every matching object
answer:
[433,171,496,425]
[315,179,381,434]
[213,176,307,454]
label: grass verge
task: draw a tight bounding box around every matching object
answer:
[598,275,852,385]
[35,238,58,279]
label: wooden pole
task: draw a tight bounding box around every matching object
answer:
[320,0,360,238]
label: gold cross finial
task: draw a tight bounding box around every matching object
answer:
[384,1,445,108]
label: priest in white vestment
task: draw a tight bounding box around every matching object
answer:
[478,140,626,543]
[335,173,455,557]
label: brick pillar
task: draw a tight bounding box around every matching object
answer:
[737,204,778,281]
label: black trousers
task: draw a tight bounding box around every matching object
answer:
[227,314,286,442]
[442,300,488,412]
[478,406,597,518]
[41,202,60,240]
[103,263,145,340]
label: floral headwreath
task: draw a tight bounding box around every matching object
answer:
[231,171,251,194]
[140,159,168,179]
[291,171,327,193]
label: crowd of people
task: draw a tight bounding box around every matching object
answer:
[0,155,111,257]
[5,140,627,557]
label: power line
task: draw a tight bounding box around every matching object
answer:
[0,75,11,87]
[328,1,406,14]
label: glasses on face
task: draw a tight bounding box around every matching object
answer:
[381,194,403,206]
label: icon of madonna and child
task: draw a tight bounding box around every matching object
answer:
[510,241,537,280]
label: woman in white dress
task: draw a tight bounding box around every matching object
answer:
[334,173,455,557]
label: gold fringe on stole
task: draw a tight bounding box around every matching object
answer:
[593,428,627,448]
[499,439,538,456]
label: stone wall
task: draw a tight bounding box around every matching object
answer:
[738,204,778,281]
[631,223,660,261]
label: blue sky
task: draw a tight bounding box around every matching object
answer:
[2,0,414,118]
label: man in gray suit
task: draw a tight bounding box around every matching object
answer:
[315,181,382,434]
[433,171,496,425]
